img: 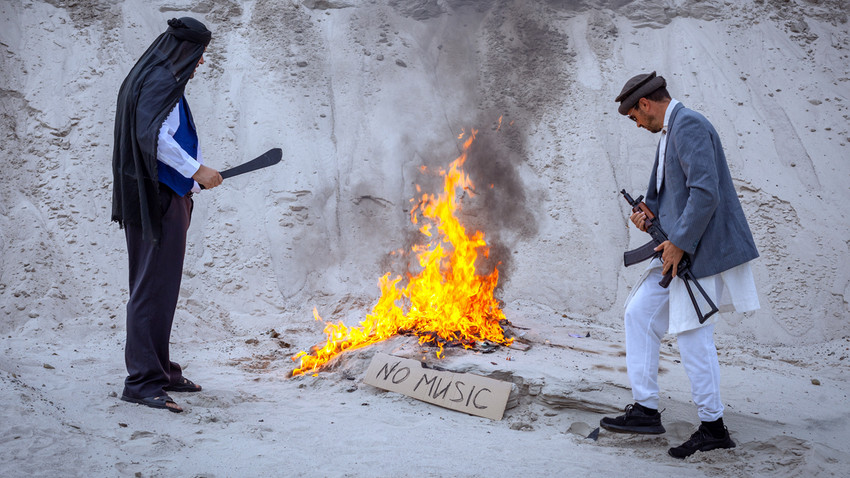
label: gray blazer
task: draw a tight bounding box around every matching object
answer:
[644,103,759,278]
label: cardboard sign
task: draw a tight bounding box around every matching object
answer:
[363,353,512,420]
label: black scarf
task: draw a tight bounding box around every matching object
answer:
[111,17,211,244]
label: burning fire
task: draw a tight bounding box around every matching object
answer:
[291,129,512,376]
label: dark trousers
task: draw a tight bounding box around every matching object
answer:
[122,188,192,399]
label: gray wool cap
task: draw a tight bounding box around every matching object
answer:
[615,71,666,115]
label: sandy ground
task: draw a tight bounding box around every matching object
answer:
[1,0,849,476]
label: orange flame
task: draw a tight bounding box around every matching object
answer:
[291,130,512,376]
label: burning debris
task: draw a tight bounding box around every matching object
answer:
[291,130,513,376]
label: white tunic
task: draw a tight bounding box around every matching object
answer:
[626,257,760,334]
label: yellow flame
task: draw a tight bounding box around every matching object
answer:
[291,130,511,376]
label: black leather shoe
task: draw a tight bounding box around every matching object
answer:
[600,403,666,434]
[668,424,736,458]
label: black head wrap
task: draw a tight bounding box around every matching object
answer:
[111,18,211,244]
[166,17,212,45]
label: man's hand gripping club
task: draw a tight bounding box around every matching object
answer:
[192,164,223,189]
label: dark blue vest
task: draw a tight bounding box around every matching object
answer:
[157,96,197,196]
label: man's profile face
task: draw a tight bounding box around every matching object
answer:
[628,99,663,134]
[190,54,204,79]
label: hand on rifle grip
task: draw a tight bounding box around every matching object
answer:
[658,270,673,288]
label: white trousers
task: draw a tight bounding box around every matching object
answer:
[625,268,724,422]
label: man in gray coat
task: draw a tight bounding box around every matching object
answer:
[600,72,760,458]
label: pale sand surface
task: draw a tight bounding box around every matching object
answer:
[1,1,848,476]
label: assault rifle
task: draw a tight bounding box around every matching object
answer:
[621,190,718,323]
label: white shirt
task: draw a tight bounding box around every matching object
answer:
[157,101,203,191]
[656,98,679,192]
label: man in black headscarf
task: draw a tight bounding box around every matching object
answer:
[112,17,222,413]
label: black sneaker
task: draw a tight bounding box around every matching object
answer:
[668,424,736,458]
[600,403,666,434]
